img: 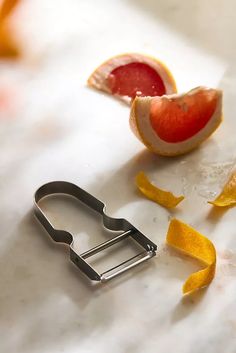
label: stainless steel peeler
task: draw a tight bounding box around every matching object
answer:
[34,181,157,282]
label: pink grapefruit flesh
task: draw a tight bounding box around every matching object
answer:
[107,62,166,98]
[150,89,218,143]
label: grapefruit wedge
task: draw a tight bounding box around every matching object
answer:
[88,53,177,104]
[130,86,223,156]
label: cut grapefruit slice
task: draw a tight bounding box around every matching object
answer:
[88,53,177,104]
[130,86,223,156]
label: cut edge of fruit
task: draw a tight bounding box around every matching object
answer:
[130,87,223,156]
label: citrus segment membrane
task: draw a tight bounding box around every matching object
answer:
[166,219,216,294]
[135,171,184,209]
[150,89,218,143]
[108,62,166,98]
[208,170,236,207]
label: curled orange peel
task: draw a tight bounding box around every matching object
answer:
[166,218,216,294]
[135,171,184,208]
[0,0,20,21]
[208,170,236,207]
[0,25,20,57]
[0,0,20,58]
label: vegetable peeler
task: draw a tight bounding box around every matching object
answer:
[34,181,157,282]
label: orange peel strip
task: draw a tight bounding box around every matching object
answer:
[135,171,184,208]
[0,0,21,58]
[0,0,20,21]
[208,170,236,207]
[166,218,216,294]
[0,25,20,58]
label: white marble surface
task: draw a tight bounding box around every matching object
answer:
[0,1,236,352]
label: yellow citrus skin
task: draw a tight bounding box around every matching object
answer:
[136,171,184,208]
[166,218,216,294]
[208,170,236,207]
